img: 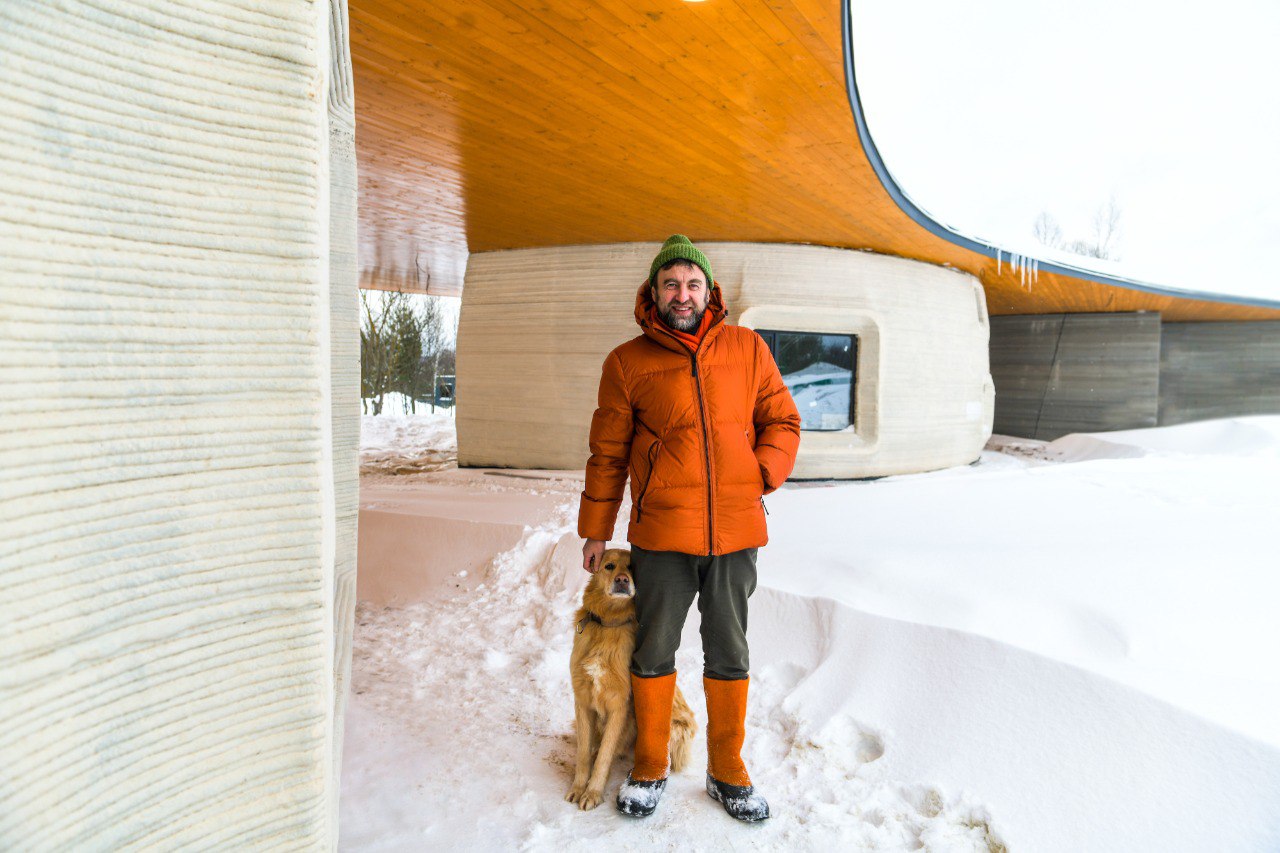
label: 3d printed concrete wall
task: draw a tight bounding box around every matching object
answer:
[988,314,1280,439]
[0,1,357,847]
[457,242,993,478]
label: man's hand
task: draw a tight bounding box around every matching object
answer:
[582,539,606,573]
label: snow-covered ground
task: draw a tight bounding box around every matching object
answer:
[359,396,456,475]
[343,412,1280,851]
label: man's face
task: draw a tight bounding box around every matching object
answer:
[652,261,709,332]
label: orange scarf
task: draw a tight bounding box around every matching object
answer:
[649,305,713,352]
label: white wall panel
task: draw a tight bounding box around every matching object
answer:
[458,242,992,477]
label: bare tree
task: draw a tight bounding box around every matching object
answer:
[1033,212,1065,250]
[1087,194,1122,261]
[1033,196,1122,261]
[361,290,459,415]
[360,289,408,415]
[418,296,452,413]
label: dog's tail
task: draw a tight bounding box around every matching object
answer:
[669,685,698,773]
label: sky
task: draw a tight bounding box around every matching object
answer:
[851,0,1279,303]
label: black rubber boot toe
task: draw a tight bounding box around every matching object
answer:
[706,773,770,822]
[616,772,667,817]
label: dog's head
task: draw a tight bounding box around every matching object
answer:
[582,548,635,613]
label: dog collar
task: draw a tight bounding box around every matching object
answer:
[576,611,637,633]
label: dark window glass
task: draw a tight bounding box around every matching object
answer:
[755,330,856,431]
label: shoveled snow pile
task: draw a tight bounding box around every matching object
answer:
[342,415,1280,851]
[360,401,456,475]
[341,497,1003,851]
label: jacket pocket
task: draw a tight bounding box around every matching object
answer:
[744,428,764,490]
[635,436,662,521]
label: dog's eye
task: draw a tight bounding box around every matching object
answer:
[605,563,615,571]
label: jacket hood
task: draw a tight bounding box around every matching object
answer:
[633,279,728,352]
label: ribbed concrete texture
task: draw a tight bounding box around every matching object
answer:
[327,0,361,831]
[0,1,356,848]
[458,242,993,478]
[1159,322,1280,426]
[989,313,1163,440]
[990,314,1280,439]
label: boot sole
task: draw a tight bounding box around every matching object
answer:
[617,802,657,818]
[706,774,770,822]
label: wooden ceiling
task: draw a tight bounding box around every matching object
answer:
[349,0,1280,320]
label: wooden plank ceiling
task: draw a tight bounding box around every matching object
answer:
[350,0,1279,320]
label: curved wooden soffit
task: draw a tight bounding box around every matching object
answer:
[349,0,1280,320]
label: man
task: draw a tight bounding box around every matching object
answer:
[578,235,801,821]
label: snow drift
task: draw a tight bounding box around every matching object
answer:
[343,415,1280,851]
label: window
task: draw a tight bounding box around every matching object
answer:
[755,330,857,431]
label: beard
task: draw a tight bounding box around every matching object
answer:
[657,300,706,332]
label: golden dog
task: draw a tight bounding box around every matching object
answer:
[565,548,696,810]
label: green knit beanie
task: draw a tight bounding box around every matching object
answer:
[648,234,713,288]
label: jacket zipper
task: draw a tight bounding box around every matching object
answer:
[691,356,714,556]
[644,313,720,557]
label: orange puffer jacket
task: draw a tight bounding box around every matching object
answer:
[578,282,801,555]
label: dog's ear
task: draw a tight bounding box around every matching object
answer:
[584,563,606,596]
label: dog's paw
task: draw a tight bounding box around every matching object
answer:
[565,783,586,804]
[577,787,604,810]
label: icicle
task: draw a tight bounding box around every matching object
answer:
[996,248,1002,275]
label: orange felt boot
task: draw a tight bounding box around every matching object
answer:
[704,675,770,821]
[704,675,752,786]
[631,672,676,781]
[618,672,676,817]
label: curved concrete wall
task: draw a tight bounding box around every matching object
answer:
[457,242,992,478]
[327,0,361,831]
[0,2,356,847]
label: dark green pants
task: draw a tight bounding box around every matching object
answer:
[630,545,758,681]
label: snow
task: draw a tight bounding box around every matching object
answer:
[343,411,1280,851]
[359,400,456,474]
[782,362,852,430]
